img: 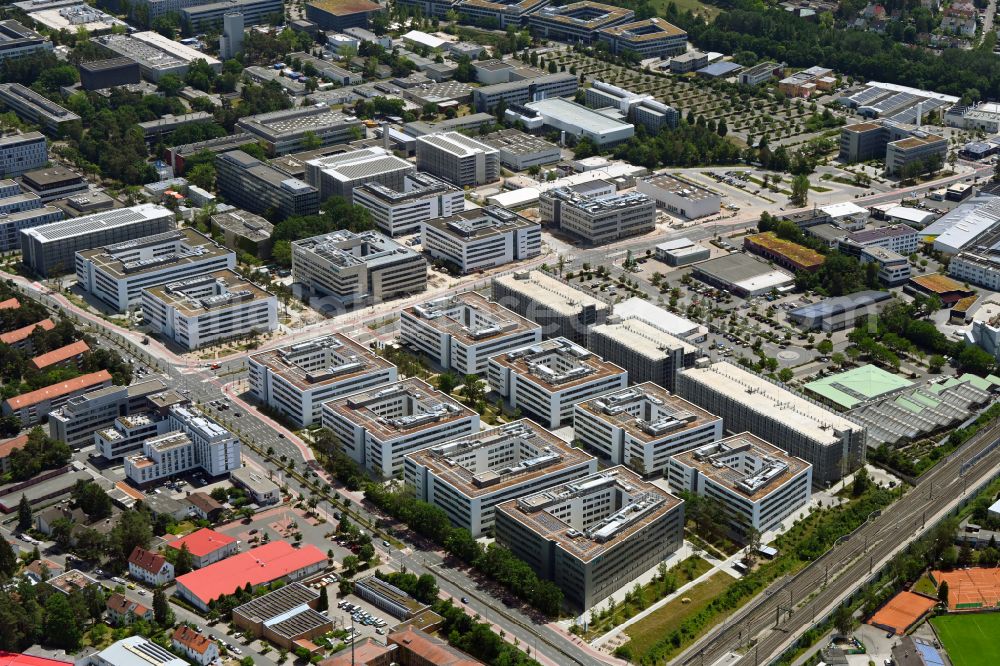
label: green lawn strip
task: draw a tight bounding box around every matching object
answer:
[625,572,736,660]
[913,574,937,597]
[931,613,1000,666]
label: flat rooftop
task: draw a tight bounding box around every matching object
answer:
[306,147,414,183]
[416,131,497,157]
[480,128,559,157]
[680,362,862,443]
[22,204,170,243]
[308,0,381,15]
[490,337,625,392]
[211,210,273,241]
[404,291,538,347]
[530,1,634,28]
[324,377,474,441]
[576,382,718,444]
[613,297,704,340]
[457,0,547,13]
[407,419,593,497]
[238,106,357,140]
[425,206,536,241]
[804,364,914,410]
[249,333,393,391]
[0,84,79,122]
[143,269,274,317]
[497,466,681,563]
[77,228,229,279]
[292,229,419,269]
[493,270,609,316]
[233,582,318,623]
[692,253,795,292]
[598,16,686,40]
[672,433,810,501]
[525,97,633,135]
[745,232,824,269]
[590,316,696,360]
[643,173,717,201]
[354,172,458,206]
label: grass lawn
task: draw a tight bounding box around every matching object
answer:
[913,574,937,597]
[624,572,735,661]
[931,613,1000,666]
[650,0,722,18]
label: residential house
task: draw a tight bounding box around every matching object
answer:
[127,546,174,586]
[22,558,63,583]
[186,492,224,522]
[172,626,219,666]
[106,592,154,625]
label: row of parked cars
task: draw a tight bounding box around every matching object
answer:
[337,601,387,633]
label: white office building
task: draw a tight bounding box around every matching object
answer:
[404,419,598,536]
[304,147,416,203]
[415,132,500,187]
[400,291,542,375]
[667,433,812,535]
[573,383,722,477]
[353,172,464,236]
[539,188,655,245]
[491,269,612,344]
[422,206,541,274]
[75,228,236,313]
[248,333,397,427]
[322,378,480,478]
[588,313,699,391]
[636,174,721,219]
[488,337,628,429]
[141,269,278,350]
[0,131,46,178]
[48,377,173,450]
[96,412,169,460]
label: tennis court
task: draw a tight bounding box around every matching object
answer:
[931,613,1000,666]
[868,591,937,634]
[932,568,1000,610]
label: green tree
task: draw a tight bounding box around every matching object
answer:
[74,480,112,519]
[44,593,81,650]
[833,603,853,636]
[0,539,16,577]
[157,74,184,96]
[852,467,871,497]
[301,130,322,151]
[174,543,194,576]
[929,354,946,373]
[187,162,216,192]
[778,367,794,383]
[153,588,170,625]
[437,372,459,395]
[817,339,833,355]
[790,174,810,207]
[939,580,949,606]
[17,495,31,532]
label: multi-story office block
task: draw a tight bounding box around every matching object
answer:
[216,150,319,220]
[479,128,560,171]
[303,148,416,203]
[304,0,383,30]
[353,172,464,236]
[491,269,610,343]
[0,132,46,178]
[322,378,479,478]
[19,166,88,202]
[511,98,634,148]
[527,2,634,42]
[75,228,236,312]
[415,133,500,187]
[859,246,911,286]
[21,204,175,278]
[96,412,169,461]
[0,205,63,252]
[181,0,282,32]
[636,174,721,219]
[471,72,578,112]
[48,377,171,449]
[2,370,113,427]
[455,0,548,29]
[236,106,363,155]
[291,230,427,308]
[0,84,80,135]
[677,362,866,485]
[583,81,678,134]
[78,58,141,91]
[588,314,698,391]
[248,333,397,427]
[739,61,782,86]
[124,404,241,484]
[574,383,721,477]
[539,188,654,245]
[421,206,540,274]
[0,21,52,65]
[98,32,221,82]
[886,132,948,176]
[138,112,214,144]
[839,224,919,257]
[400,292,541,375]
[596,17,687,58]
[141,269,278,350]
[494,466,684,610]
[839,120,948,176]
[396,0,458,18]
[405,419,597,536]
[210,209,273,259]
[950,250,1000,290]
[667,433,812,535]
[487,337,628,428]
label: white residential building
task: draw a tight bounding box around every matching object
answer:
[421,206,541,273]
[0,131,46,178]
[667,433,813,535]
[353,172,464,236]
[248,333,398,427]
[487,337,628,429]
[127,547,175,586]
[415,132,500,187]
[140,269,277,350]
[400,292,542,375]
[404,419,598,536]
[75,228,235,312]
[573,383,722,477]
[322,378,480,478]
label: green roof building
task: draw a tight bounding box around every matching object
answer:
[804,364,914,410]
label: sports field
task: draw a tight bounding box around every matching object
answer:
[931,613,1000,666]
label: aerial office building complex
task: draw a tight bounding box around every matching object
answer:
[495,467,684,610]
[236,106,363,155]
[596,17,687,58]
[216,150,319,220]
[400,292,542,375]
[304,147,416,203]
[454,0,548,28]
[21,204,175,277]
[479,128,561,170]
[574,383,722,477]
[48,378,172,450]
[511,97,635,148]
[487,337,628,428]
[539,187,655,245]
[248,333,397,427]
[0,20,52,65]
[677,362,866,485]
[583,81,679,134]
[78,58,141,91]
[322,378,479,478]
[471,72,578,112]
[526,2,634,42]
[181,0,281,33]
[2,370,113,427]
[0,84,80,135]
[415,132,500,187]
[636,173,721,219]
[291,230,427,308]
[75,228,236,312]
[405,419,598,536]
[99,32,221,82]
[588,313,698,391]
[421,206,541,273]
[141,269,278,350]
[667,434,813,535]
[0,132,47,178]
[352,172,464,236]
[492,269,611,343]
